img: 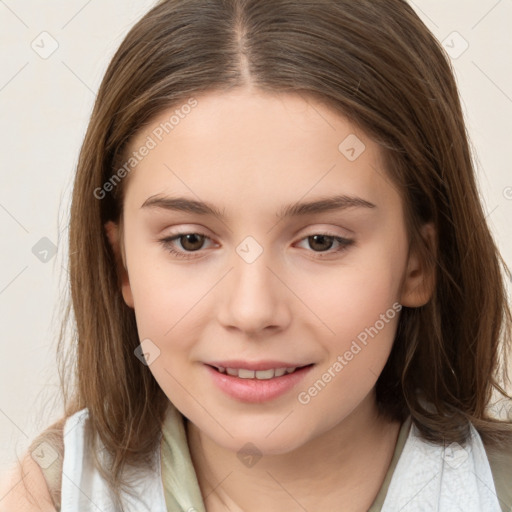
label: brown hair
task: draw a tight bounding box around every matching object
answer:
[28,0,512,507]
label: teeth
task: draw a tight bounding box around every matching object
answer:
[239,369,256,379]
[217,366,298,379]
[255,369,274,380]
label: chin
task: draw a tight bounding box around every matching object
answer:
[212,425,310,457]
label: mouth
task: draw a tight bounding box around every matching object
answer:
[207,364,313,380]
[204,363,315,403]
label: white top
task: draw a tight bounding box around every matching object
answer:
[60,408,167,512]
[381,420,502,511]
[60,407,502,511]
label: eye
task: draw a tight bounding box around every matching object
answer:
[159,230,354,260]
[295,233,354,256]
[159,232,214,259]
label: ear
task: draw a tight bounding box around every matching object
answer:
[104,220,134,308]
[399,222,436,308]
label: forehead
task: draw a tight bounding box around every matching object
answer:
[122,89,399,216]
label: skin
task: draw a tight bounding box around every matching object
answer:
[0,453,56,512]
[105,87,435,511]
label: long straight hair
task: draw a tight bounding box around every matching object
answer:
[29,0,512,507]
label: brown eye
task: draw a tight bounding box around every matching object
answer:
[159,232,213,259]
[307,234,336,252]
[295,233,354,256]
[178,233,206,251]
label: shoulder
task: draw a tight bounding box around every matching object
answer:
[0,416,68,512]
[482,431,512,511]
[0,450,58,512]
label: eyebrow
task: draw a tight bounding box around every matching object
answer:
[140,194,376,220]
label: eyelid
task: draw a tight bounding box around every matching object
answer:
[161,223,353,241]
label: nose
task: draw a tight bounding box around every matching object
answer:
[217,249,292,336]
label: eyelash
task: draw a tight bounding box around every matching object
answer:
[158,231,354,260]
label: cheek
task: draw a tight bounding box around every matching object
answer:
[292,237,405,403]
[126,257,203,403]
[295,247,404,344]
[122,225,207,336]
[339,230,407,328]
[295,271,402,430]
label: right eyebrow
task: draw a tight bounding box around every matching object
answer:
[141,195,226,218]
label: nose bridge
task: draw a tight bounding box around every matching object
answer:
[217,236,289,333]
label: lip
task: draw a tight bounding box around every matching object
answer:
[205,363,314,403]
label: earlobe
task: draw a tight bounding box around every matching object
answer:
[399,222,437,308]
[104,220,135,308]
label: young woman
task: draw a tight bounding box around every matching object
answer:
[2,0,511,511]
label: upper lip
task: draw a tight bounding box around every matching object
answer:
[206,360,312,371]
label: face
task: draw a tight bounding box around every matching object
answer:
[105,88,431,455]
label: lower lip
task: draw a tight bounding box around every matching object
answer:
[205,364,314,403]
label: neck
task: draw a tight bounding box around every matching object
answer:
[186,391,402,512]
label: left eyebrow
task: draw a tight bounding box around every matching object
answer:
[140,194,377,220]
[278,194,376,219]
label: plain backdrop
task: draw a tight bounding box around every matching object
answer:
[1,0,511,475]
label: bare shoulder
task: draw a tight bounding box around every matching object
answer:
[0,451,57,512]
[0,418,66,512]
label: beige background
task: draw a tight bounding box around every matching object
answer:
[0,0,511,474]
